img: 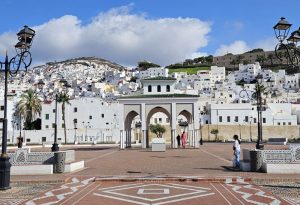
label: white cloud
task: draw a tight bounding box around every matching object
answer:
[0,6,211,67]
[254,37,277,51]
[214,37,277,56]
[214,40,250,56]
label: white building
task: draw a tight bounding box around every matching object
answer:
[139,67,169,79]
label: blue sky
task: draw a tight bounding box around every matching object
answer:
[1,0,300,66]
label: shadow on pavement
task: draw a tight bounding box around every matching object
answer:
[69,147,112,151]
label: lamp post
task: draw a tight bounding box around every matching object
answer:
[0,25,35,190]
[82,121,90,141]
[51,94,59,152]
[73,119,77,144]
[273,17,300,74]
[239,74,264,149]
[199,119,203,145]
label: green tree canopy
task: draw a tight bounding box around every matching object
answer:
[149,124,166,138]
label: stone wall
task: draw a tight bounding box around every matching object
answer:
[200,125,300,142]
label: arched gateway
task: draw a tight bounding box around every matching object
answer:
[118,77,200,149]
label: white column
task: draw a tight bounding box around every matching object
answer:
[171,103,177,149]
[142,130,147,149]
[120,130,125,149]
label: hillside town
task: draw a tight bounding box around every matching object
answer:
[1,54,300,145]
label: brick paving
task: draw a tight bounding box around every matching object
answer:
[1,143,300,204]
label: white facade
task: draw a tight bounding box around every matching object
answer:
[139,67,169,79]
[141,78,176,95]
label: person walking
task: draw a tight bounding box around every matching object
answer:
[181,131,187,149]
[176,134,181,148]
[233,134,241,170]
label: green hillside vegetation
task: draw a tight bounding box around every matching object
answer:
[168,66,210,74]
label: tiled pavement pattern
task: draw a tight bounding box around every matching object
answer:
[15,177,292,205]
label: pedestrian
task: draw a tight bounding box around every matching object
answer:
[176,134,181,147]
[181,131,187,148]
[232,134,241,169]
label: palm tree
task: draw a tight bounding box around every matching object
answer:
[210,129,219,141]
[57,92,71,144]
[16,89,41,130]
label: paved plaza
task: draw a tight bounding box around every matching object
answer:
[1,143,300,204]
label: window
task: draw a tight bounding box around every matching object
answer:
[277,122,280,125]
[58,138,61,141]
[74,107,78,112]
[45,125,49,129]
[0,106,4,110]
[89,115,92,120]
[74,118,77,123]
[52,123,55,128]
[26,138,31,142]
[253,118,257,123]
[157,85,161,92]
[245,116,249,122]
[45,114,49,120]
[288,122,291,125]
[263,118,266,123]
[166,118,170,123]
[154,118,158,123]
[219,116,222,122]
[166,85,170,92]
[101,114,104,118]
[42,137,46,142]
[62,124,65,128]
[227,116,230,122]
[159,118,162,123]
[53,109,56,113]
[148,85,152,92]
[235,116,238,122]
[283,122,286,125]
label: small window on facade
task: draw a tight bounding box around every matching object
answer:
[219,116,222,122]
[254,118,257,123]
[263,118,266,123]
[58,138,61,141]
[89,115,92,120]
[45,125,49,129]
[0,106,4,110]
[74,118,77,123]
[288,122,291,125]
[154,118,158,123]
[26,138,31,142]
[283,122,286,125]
[45,114,49,120]
[62,124,65,128]
[148,85,152,92]
[157,85,161,92]
[74,107,78,112]
[166,85,170,92]
[159,118,162,123]
[42,137,47,142]
[227,116,230,122]
[52,123,55,128]
[245,116,249,122]
[235,116,238,122]
[101,114,104,118]
[53,109,56,113]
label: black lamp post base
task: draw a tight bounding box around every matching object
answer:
[0,156,11,190]
[51,143,59,152]
[256,143,264,150]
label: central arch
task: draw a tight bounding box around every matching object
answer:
[118,95,200,149]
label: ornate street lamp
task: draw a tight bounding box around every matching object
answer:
[273,17,300,74]
[51,93,59,152]
[0,25,35,190]
[239,74,264,149]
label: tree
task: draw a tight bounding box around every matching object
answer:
[137,61,160,70]
[256,55,267,66]
[236,55,245,65]
[149,124,166,138]
[267,53,275,65]
[16,89,41,130]
[210,129,219,141]
[57,92,71,144]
